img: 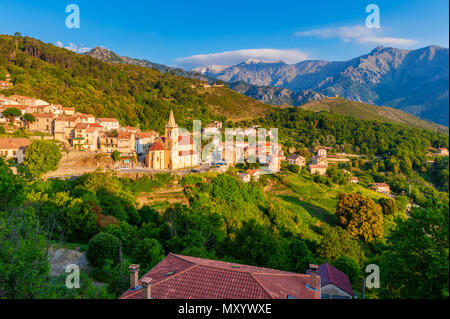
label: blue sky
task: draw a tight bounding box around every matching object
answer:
[0,0,448,69]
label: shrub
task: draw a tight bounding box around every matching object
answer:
[87,232,120,267]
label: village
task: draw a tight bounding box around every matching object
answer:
[1,93,448,198]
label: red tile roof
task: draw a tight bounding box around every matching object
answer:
[121,253,320,299]
[33,113,54,118]
[149,140,165,151]
[74,123,90,130]
[0,138,30,149]
[118,132,134,139]
[136,132,157,139]
[306,263,354,296]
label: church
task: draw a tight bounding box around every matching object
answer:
[145,110,200,170]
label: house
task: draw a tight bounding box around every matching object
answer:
[117,132,136,155]
[145,111,199,170]
[310,155,328,165]
[28,113,54,133]
[306,263,354,299]
[99,131,119,153]
[437,148,449,156]
[369,183,390,195]
[351,177,359,184]
[121,254,320,299]
[237,172,251,183]
[247,169,260,181]
[135,131,158,157]
[267,153,283,172]
[0,138,30,163]
[0,81,11,90]
[317,148,327,157]
[309,164,327,176]
[0,105,28,124]
[61,107,75,115]
[287,155,306,167]
[0,96,19,106]
[72,123,101,151]
[77,113,96,124]
[53,115,81,143]
[97,118,120,131]
[121,126,139,133]
[8,95,48,106]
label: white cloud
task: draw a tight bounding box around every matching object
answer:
[55,40,91,54]
[296,25,418,47]
[175,48,308,69]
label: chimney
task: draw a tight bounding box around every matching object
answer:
[309,264,319,290]
[141,277,153,299]
[129,264,139,289]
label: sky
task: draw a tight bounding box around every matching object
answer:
[0,0,448,69]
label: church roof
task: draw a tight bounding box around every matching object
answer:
[149,140,165,151]
[166,110,177,128]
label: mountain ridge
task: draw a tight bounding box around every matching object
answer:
[197,45,449,126]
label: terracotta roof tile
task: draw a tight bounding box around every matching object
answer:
[121,254,320,299]
[149,140,165,151]
[0,138,30,149]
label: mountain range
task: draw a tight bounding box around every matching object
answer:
[194,46,449,126]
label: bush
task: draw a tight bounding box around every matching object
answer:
[131,238,165,270]
[288,164,300,173]
[331,256,361,285]
[24,140,62,177]
[87,232,120,267]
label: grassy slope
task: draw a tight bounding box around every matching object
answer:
[301,97,448,133]
[264,171,389,242]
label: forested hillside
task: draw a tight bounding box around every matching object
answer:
[0,35,273,133]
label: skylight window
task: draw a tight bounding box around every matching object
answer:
[163,271,176,277]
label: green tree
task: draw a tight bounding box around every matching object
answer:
[336,193,383,242]
[131,238,165,270]
[87,232,121,267]
[229,219,283,269]
[24,140,62,177]
[318,225,365,266]
[2,107,21,122]
[379,206,449,299]
[0,209,50,298]
[331,256,361,285]
[0,158,25,209]
[23,113,35,128]
[379,198,396,215]
[112,150,120,162]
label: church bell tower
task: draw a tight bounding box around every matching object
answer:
[165,109,178,149]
